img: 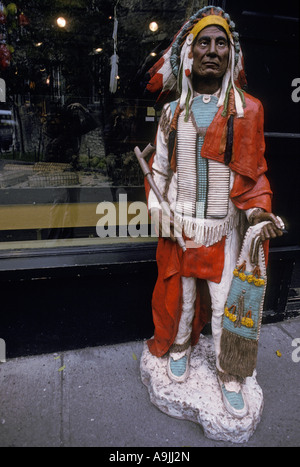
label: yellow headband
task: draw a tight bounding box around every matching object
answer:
[190,15,232,41]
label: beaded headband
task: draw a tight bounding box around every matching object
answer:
[189,14,232,42]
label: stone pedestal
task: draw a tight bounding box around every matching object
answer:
[140,335,264,444]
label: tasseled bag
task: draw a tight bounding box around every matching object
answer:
[220,223,269,379]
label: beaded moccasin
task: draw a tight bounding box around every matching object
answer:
[167,341,191,383]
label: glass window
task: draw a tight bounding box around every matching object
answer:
[0,0,188,252]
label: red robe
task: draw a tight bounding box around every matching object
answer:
[146,92,273,358]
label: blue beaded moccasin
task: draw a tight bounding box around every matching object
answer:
[218,377,248,419]
[167,344,191,383]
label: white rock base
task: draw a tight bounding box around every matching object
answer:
[140,335,264,444]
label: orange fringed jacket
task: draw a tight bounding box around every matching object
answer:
[146,92,273,358]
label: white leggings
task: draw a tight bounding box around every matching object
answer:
[174,228,241,372]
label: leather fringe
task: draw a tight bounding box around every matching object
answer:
[175,212,238,247]
[169,103,182,173]
[216,369,244,385]
[219,328,258,379]
[169,338,191,354]
[224,114,234,166]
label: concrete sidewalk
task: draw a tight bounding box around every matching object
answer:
[0,318,300,448]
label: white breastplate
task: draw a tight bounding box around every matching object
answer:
[171,109,239,247]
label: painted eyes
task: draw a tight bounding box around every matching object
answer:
[197,40,227,49]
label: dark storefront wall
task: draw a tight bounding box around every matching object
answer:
[225,0,300,323]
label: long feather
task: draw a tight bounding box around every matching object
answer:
[109,53,119,93]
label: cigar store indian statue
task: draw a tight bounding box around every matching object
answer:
[138,5,285,419]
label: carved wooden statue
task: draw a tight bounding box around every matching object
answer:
[139,5,285,422]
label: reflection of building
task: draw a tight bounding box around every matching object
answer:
[52,65,65,105]
[0,107,14,151]
[44,102,98,166]
[0,78,6,102]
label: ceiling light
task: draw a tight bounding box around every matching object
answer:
[149,22,158,32]
[57,17,67,28]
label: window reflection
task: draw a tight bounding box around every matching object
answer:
[0,0,180,248]
[0,81,161,245]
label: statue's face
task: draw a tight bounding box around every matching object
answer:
[192,25,230,81]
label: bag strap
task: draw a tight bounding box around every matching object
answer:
[250,234,262,266]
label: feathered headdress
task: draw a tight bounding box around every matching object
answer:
[145,5,247,118]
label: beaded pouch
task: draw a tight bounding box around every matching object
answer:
[220,223,268,379]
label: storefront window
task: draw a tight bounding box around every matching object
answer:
[0,0,190,251]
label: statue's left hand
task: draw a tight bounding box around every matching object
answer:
[252,212,285,241]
